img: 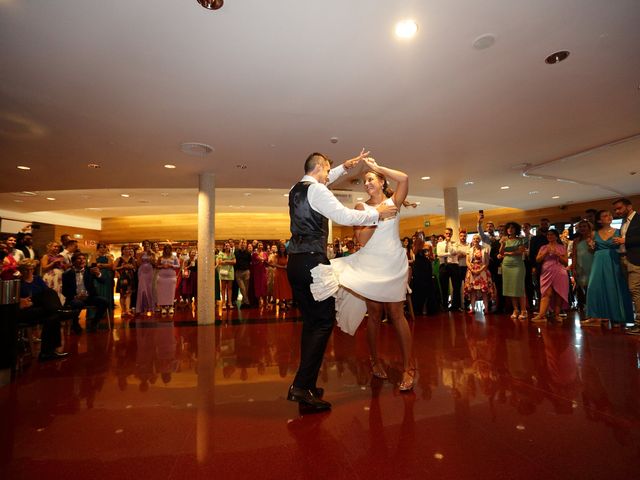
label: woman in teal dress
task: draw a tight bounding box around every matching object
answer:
[585,210,634,326]
[571,220,594,315]
[500,222,528,320]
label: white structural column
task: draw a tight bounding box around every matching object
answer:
[197,173,216,325]
[443,187,460,235]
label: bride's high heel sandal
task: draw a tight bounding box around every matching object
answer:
[510,310,519,319]
[398,368,416,392]
[370,357,388,380]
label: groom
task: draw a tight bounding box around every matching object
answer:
[287,150,398,412]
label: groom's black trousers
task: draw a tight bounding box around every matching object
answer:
[287,252,334,390]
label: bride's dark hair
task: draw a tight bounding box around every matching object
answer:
[368,170,416,208]
[369,171,394,198]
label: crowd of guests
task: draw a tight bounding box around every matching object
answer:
[394,197,639,334]
[215,238,293,310]
[1,195,638,366]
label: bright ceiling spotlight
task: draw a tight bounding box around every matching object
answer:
[395,20,418,39]
[197,0,223,10]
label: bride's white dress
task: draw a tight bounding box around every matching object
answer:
[310,197,408,335]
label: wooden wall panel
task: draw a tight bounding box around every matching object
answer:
[99,194,640,244]
[100,213,291,243]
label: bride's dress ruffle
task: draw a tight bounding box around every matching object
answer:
[309,263,339,301]
[309,198,409,336]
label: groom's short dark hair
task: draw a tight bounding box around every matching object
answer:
[304,152,332,174]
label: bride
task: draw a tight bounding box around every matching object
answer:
[311,157,414,391]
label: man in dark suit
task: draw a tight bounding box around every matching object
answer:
[613,198,640,334]
[62,252,108,334]
[286,150,397,412]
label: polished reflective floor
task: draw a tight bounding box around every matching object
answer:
[2,304,640,480]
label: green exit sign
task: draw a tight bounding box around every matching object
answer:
[423,220,430,227]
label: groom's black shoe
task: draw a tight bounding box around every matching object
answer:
[287,385,331,411]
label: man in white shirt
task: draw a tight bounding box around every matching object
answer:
[613,198,640,334]
[436,227,462,311]
[286,150,397,412]
[6,235,25,262]
[60,239,78,268]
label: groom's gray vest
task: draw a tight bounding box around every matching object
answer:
[288,181,328,255]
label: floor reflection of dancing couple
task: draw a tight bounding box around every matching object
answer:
[287,378,417,478]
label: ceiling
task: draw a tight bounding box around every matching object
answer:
[1,0,639,228]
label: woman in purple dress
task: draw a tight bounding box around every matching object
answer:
[136,240,156,316]
[532,229,569,322]
[250,241,269,307]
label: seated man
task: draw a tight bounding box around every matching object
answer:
[62,252,108,333]
[17,259,69,361]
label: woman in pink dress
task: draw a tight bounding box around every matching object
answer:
[250,241,269,307]
[532,229,569,322]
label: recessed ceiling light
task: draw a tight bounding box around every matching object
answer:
[421,176,431,180]
[552,195,560,199]
[17,165,31,170]
[458,207,464,210]
[500,186,510,190]
[14,199,24,203]
[464,181,474,185]
[243,192,252,196]
[164,164,176,169]
[528,191,539,195]
[283,193,289,197]
[415,201,421,205]
[87,163,101,169]
[85,207,103,211]
[121,194,130,198]
[395,20,418,39]
[14,191,37,197]
[160,192,169,197]
[356,197,364,201]
[46,197,56,201]
[545,50,570,64]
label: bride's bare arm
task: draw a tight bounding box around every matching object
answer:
[353,203,376,246]
[363,158,408,208]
